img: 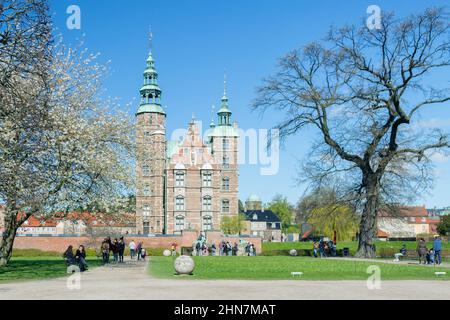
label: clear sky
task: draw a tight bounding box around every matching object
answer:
[49,0,450,208]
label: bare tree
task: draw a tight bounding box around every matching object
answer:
[253,8,450,257]
[0,1,135,265]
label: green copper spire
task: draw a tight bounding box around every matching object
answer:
[210,105,216,128]
[217,73,231,126]
[136,49,165,115]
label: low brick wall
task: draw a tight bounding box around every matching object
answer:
[12,230,262,254]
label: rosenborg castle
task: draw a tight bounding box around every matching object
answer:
[135,49,239,235]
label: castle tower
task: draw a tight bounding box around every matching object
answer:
[136,50,166,234]
[208,77,240,223]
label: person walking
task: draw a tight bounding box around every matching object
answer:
[433,235,442,265]
[416,238,427,264]
[74,245,88,271]
[319,239,325,258]
[129,240,136,259]
[196,241,201,256]
[101,238,110,264]
[171,243,177,256]
[118,237,125,263]
[136,241,142,261]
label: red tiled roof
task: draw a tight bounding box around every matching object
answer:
[377,229,389,237]
[18,211,135,228]
[378,206,427,218]
[22,215,57,227]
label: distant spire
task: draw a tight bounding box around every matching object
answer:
[148,25,153,53]
[210,105,216,128]
[223,71,227,99]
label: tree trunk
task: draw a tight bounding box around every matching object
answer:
[355,175,379,258]
[0,210,18,266]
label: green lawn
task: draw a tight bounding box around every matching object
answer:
[262,240,450,256]
[0,256,102,283]
[149,256,450,280]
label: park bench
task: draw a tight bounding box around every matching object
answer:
[291,272,303,278]
[435,272,446,277]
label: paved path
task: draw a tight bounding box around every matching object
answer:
[0,258,449,300]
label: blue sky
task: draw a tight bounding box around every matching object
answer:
[49,0,450,208]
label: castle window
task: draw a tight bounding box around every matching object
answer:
[221,199,230,213]
[203,196,212,211]
[175,215,185,231]
[143,185,151,197]
[202,171,212,187]
[175,171,185,187]
[203,216,213,231]
[175,196,185,211]
[222,177,230,191]
[149,115,153,125]
[143,222,150,234]
[222,138,229,150]
[143,204,151,218]
[222,156,230,169]
[142,165,150,176]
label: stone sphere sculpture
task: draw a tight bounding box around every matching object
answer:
[289,249,298,256]
[174,255,195,275]
[163,249,171,257]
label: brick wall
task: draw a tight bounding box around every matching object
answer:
[12,230,262,254]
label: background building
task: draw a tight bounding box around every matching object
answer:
[135,49,239,235]
[242,194,282,241]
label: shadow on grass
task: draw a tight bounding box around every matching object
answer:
[0,257,102,283]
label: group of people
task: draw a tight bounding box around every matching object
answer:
[128,239,147,261]
[63,245,89,272]
[416,235,443,265]
[100,237,147,264]
[312,239,337,258]
[193,240,256,256]
[101,237,125,264]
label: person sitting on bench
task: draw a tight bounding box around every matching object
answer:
[63,245,75,266]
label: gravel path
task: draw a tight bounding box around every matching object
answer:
[0,258,448,300]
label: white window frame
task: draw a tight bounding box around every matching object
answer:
[221,199,230,213]
[203,196,212,211]
[222,177,230,191]
[203,216,213,231]
[142,164,150,176]
[143,184,151,197]
[175,196,185,211]
[202,171,212,187]
[143,204,151,218]
[175,215,185,231]
[175,171,185,187]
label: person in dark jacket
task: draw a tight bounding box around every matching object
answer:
[232,243,238,256]
[433,235,442,265]
[63,245,75,265]
[136,242,142,260]
[111,238,120,263]
[101,238,110,264]
[417,238,427,264]
[118,237,125,263]
[74,245,88,271]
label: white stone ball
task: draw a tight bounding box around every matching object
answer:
[174,255,195,275]
[289,249,298,256]
[163,249,171,257]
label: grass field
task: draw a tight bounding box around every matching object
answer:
[262,240,450,256]
[149,256,450,280]
[0,255,102,283]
